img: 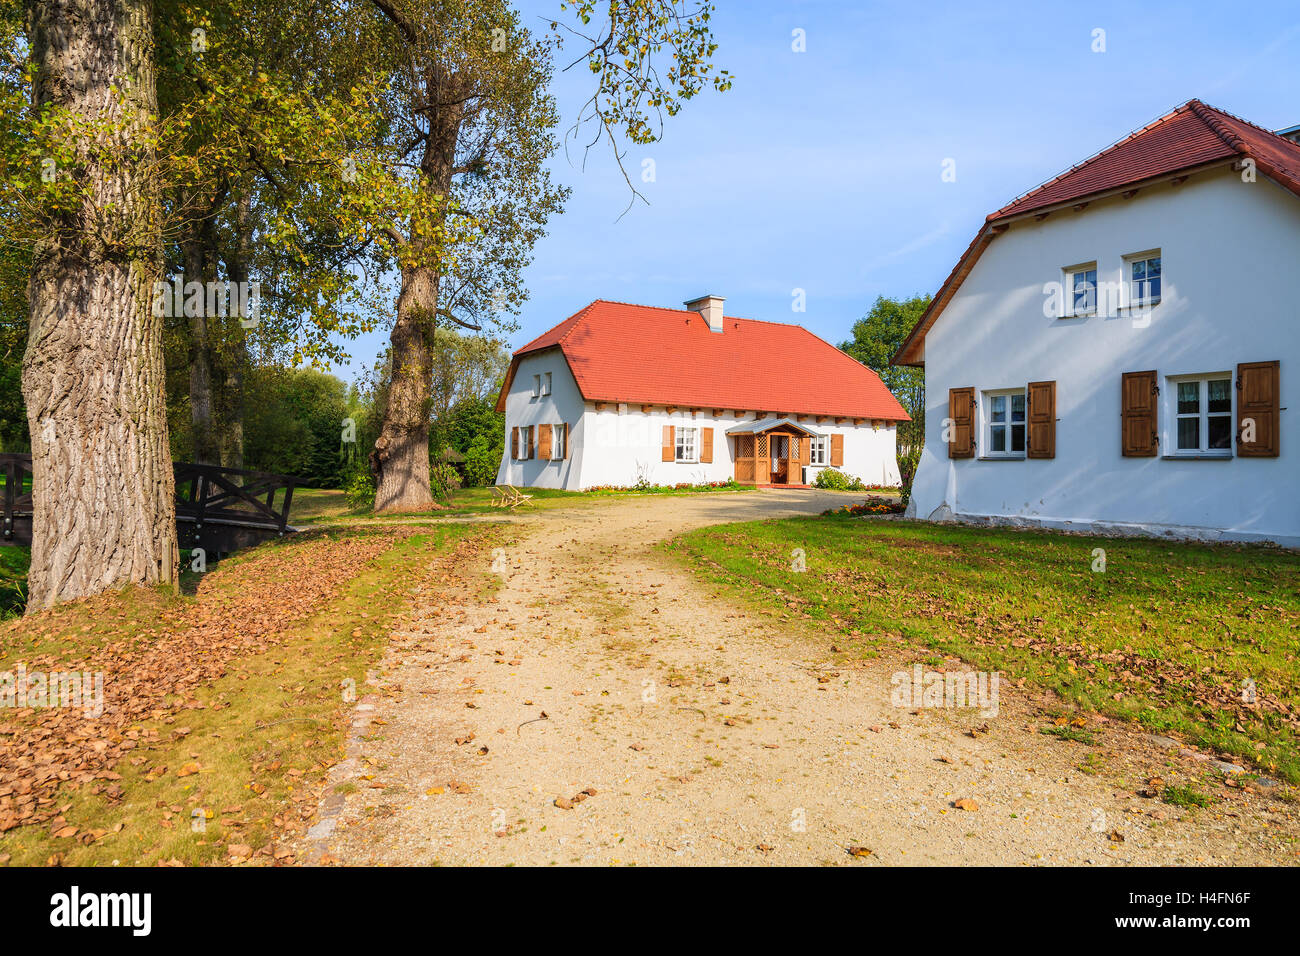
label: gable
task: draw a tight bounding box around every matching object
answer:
[893,99,1300,367]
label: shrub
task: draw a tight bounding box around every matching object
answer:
[813,468,866,491]
[897,448,921,510]
[343,468,375,511]
[431,462,461,501]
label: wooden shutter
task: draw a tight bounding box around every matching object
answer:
[830,433,844,467]
[563,422,570,460]
[948,387,975,458]
[700,427,714,463]
[1121,370,1158,457]
[1236,361,1280,457]
[511,427,519,460]
[538,423,552,460]
[1026,380,1056,459]
[662,425,675,462]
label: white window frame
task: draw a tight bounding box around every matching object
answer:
[982,387,1027,458]
[1125,250,1162,308]
[531,374,541,398]
[808,435,829,466]
[675,426,699,463]
[1063,262,1098,317]
[1166,373,1233,457]
[550,423,565,461]
[542,372,552,396]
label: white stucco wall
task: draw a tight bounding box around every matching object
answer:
[497,352,901,490]
[909,168,1300,547]
[494,350,585,490]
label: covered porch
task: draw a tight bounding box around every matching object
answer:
[726,417,825,487]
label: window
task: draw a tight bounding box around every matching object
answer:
[1171,375,1232,455]
[516,426,533,459]
[809,436,829,465]
[1127,252,1161,306]
[984,389,1026,457]
[675,426,698,462]
[542,372,552,396]
[531,374,541,398]
[550,423,565,460]
[1065,264,1097,316]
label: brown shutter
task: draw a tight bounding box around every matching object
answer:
[830,433,844,467]
[662,425,675,462]
[700,427,714,463]
[1121,370,1158,457]
[538,423,552,460]
[1237,361,1280,457]
[511,427,519,460]
[563,422,570,459]
[1026,381,1056,459]
[948,387,975,458]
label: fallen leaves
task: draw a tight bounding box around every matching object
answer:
[952,798,979,812]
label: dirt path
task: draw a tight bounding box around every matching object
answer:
[295,491,1299,866]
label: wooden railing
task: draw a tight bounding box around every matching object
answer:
[1,454,299,555]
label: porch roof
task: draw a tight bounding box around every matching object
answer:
[724,416,826,437]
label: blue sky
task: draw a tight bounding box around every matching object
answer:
[331,0,1300,383]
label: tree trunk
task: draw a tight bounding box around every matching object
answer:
[372,264,436,511]
[183,221,220,464]
[218,188,251,470]
[22,0,177,611]
[371,72,463,514]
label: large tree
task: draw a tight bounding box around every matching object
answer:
[365,0,729,512]
[839,294,931,455]
[18,0,177,610]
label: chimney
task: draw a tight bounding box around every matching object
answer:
[684,294,726,333]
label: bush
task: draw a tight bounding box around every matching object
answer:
[343,468,375,511]
[897,448,921,510]
[813,468,867,491]
[431,462,461,501]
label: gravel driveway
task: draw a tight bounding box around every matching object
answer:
[295,490,1298,866]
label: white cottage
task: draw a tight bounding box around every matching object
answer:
[495,297,908,490]
[895,99,1299,547]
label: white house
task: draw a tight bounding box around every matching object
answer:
[495,296,908,490]
[895,99,1298,548]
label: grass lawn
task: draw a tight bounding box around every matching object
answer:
[0,547,28,620]
[290,481,755,525]
[666,514,1300,782]
[0,523,500,865]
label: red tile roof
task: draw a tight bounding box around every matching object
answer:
[893,100,1300,366]
[497,299,909,421]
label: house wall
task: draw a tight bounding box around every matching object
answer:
[497,359,903,490]
[909,168,1300,546]
[494,350,585,489]
[577,408,901,488]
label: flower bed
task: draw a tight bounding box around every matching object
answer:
[821,495,905,517]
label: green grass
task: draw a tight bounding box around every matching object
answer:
[1162,784,1214,808]
[0,524,498,865]
[666,514,1300,782]
[0,547,28,620]
[291,481,756,525]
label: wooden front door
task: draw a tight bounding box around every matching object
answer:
[769,435,788,483]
